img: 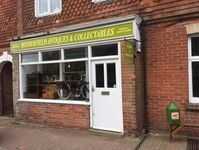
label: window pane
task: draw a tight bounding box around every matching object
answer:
[38,0,48,14]
[64,47,87,60]
[50,0,61,12]
[92,44,118,57]
[191,37,199,56]
[95,64,104,88]
[22,64,60,99]
[22,65,40,99]
[42,50,61,61]
[192,62,199,97]
[63,61,89,101]
[107,63,116,88]
[22,53,38,63]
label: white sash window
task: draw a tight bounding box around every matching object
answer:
[35,0,62,17]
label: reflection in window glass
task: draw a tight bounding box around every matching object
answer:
[95,64,104,88]
[107,63,116,88]
[22,64,59,99]
[92,44,118,57]
[192,37,199,56]
[22,61,89,101]
[37,0,61,16]
[42,50,61,61]
[38,0,48,14]
[64,47,87,60]
[50,0,61,12]
[192,62,199,97]
[22,53,38,63]
[63,61,89,100]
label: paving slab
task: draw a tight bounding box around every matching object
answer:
[138,134,187,150]
[0,117,140,150]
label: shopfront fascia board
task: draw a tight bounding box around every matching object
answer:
[10,21,135,53]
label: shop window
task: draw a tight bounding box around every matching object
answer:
[22,53,38,63]
[42,50,61,61]
[62,61,89,100]
[64,47,87,60]
[21,49,89,101]
[22,64,60,99]
[20,43,119,102]
[189,36,199,103]
[92,44,118,57]
[35,0,62,17]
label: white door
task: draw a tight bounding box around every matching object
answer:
[91,59,123,132]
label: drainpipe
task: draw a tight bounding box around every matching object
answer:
[17,0,23,37]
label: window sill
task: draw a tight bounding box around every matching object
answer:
[35,10,62,18]
[18,99,90,106]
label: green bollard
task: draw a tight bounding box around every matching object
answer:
[166,102,181,140]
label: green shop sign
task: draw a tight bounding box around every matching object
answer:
[11,21,134,53]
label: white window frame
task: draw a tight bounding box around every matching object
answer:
[188,35,199,104]
[92,0,109,3]
[19,42,120,105]
[35,0,62,17]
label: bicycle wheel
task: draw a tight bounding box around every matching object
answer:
[57,82,72,100]
[80,82,89,100]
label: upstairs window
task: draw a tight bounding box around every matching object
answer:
[92,0,110,3]
[35,0,62,17]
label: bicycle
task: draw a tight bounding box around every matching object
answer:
[56,74,89,100]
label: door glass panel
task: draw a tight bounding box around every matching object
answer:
[107,63,116,88]
[95,64,104,88]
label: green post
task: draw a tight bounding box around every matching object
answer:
[166,102,181,140]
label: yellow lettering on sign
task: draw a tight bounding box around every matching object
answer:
[11,22,134,53]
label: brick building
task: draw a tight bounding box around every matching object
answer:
[10,0,145,135]
[0,0,198,136]
[141,0,199,136]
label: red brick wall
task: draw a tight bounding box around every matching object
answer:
[0,0,17,50]
[144,18,199,134]
[121,41,137,134]
[22,0,140,34]
[21,0,199,35]
[16,102,90,129]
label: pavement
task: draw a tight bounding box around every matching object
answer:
[138,133,187,150]
[0,117,140,150]
[0,117,188,150]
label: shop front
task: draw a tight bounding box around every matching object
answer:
[11,18,144,134]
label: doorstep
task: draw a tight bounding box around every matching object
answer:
[89,128,124,137]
